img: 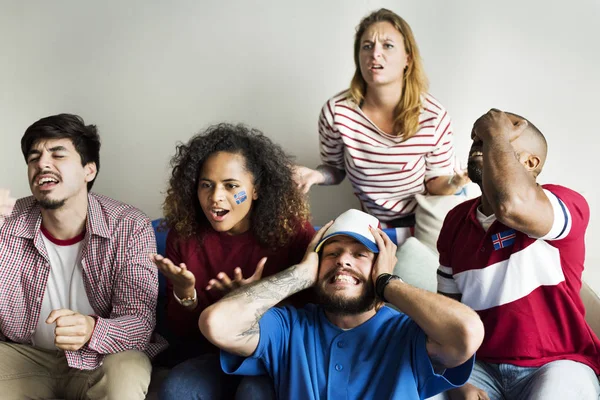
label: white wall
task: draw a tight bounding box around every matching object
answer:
[1,0,599,293]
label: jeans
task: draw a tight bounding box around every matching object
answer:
[468,359,600,400]
[159,353,275,400]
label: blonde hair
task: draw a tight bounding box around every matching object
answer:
[349,9,429,140]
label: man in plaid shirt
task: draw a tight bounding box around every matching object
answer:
[0,114,167,399]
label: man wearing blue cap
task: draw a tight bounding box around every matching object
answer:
[200,209,484,399]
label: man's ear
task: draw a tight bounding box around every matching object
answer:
[84,162,97,183]
[522,153,541,173]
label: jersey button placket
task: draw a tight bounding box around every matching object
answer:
[327,335,350,398]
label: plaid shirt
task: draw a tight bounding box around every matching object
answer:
[0,193,167,370]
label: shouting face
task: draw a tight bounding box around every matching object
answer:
[27,138,96,210]
[198,151,258,235]
[316,236,377,315]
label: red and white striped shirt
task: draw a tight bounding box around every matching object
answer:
[0,193,167,370]
[319,91,456,221]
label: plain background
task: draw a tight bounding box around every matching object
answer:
[1,0,599,294]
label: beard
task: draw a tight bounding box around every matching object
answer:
[38,197,66,210]
[467,159,483,186]
[315,277,378,316]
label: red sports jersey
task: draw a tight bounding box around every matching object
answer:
[437,184,600,374]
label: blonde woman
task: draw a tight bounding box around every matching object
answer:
[295,9,469,234]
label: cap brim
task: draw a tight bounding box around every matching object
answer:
[314,231,379,253]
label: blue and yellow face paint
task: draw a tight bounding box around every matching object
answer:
[234,191,248,205]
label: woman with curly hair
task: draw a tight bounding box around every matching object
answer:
[294,8,469,243]
[152,123,314,400]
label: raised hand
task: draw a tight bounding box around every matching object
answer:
[206,257,267,294]
[472,108,528,143]
[292,165,323,194]
[149,254,196,299]
[299,220,334,284]
[369,227,398,282]
[46,309,96,351]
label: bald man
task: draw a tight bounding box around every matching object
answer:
[436,110,600,400]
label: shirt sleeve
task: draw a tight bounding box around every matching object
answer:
[221,306,294,377]
[85,218,158,355]
[436,211,460,294]
[536,186,589,241]
[424,110,456,181]
[437,265,460,294]
[410,326,475,398]
[318,99,345,170]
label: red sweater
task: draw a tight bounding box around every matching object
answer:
[165,221,315,351]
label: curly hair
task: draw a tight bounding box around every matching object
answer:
[349,9,429,140]
[163,123,310,249]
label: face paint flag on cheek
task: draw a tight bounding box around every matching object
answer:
[234,191,248,205]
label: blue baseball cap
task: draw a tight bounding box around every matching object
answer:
[314,209,381,253]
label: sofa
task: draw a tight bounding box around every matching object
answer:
[146,190,600,399]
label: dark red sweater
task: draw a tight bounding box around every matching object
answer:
[165,221,315,352]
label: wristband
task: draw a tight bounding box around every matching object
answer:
[174,289,197,307]
[375,273,402,302]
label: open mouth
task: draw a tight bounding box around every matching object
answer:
[469,151,483,159]
[36,175,60,189]
[370,64,384,71]
[329,273,360,286]
[210,208,230,221]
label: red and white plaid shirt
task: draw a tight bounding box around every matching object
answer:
[0,193,167,370]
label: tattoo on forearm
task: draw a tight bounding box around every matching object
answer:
[238,305,271,338]
[224,265,312,302]
[223,265,314,340]
[316,165,346,185]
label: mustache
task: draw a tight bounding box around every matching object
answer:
[32,171,61,185]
